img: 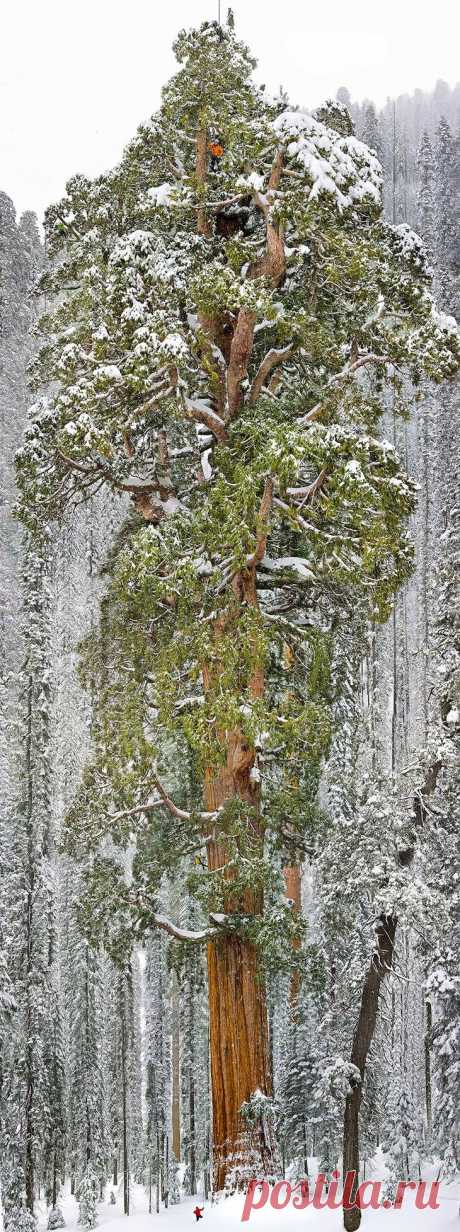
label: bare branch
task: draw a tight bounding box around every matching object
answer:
[248,345,293,406]
[286,468,329,506]
[248,476,275,566]
[227,307,257,419]
[108,799,165,823]
[300,354,393,425]
[152,773,218,824]
[108,774,218,826]
[57,448,165,500]
[183,395,229,443]
[152,913,219,943]
[56,449,93,477]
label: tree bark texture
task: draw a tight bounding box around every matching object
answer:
[204,571,277,1190]
[284,864,302,1007]
[343,914,397,1232]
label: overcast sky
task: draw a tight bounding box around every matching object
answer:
[1,0,459,222]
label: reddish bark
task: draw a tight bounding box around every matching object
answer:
[203,567,277,1189]
[284,864,302,1007]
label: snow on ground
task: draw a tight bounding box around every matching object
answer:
[32,1178,460,1232]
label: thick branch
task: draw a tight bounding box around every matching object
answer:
[183,395,229,443]
[286,468,329,506]
[248,345,293,406]
[108,774,218,825]
[196,126,212,238]
[152,774,218,823]
[108,798,165,822]
[152,910,250,944]
[248,476,274,565]
[250,150,286,286]
[153,913,218,943]
[226,308,257,419]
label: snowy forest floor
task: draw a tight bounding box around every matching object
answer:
[24,1175,460,1232]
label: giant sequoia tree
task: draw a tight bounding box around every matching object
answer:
[16,18,460,1189]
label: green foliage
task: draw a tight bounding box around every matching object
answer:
[16,18,460,972]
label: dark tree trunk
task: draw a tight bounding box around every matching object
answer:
[121,1011,129,1215]
[156,1130,160,1214]
[171,974,181,1162]
[343,914,397,1232]
[189,1009,196,1195]
[425,998,433,1142]
[52,1150,58,1209]
[25,675,35,1214]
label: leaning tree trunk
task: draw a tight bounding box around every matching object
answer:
[343,914,397,1232]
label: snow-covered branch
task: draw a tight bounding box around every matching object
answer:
[182,395,229,443]
[300,354,394,425]
[152,914,219,943]
[286,468,329,505]
[108,774,218,826]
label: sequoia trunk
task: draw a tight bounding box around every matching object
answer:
[205,755,276,1190]
[204,567,277,1189]
[207,931,274,1190]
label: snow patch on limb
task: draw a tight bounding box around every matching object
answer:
[152,911,249,944]
[148,182,175,206]
[260,555,315,580]
[153,914,217,943]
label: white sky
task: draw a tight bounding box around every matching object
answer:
[1,0,459,222]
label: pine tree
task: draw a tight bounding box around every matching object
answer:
[77,1167,98,1228]
[417,131,435,261]
[360,103,384,162]
[434,117,459,312]
[16,19,460,1192]
[145,931,170,1212]
[1,542,66,1218]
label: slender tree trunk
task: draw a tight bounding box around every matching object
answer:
[189,984,196,1196]
[164,1137,169,1209]
[171,974,181,1161]
[196,127,212,238]
[424,997,433,1143]
[52,1149,58,1209]
[284,864,302,1006]
[121,1009,129,1215]
[342,914,397,1232]
[25,674,35,1214]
